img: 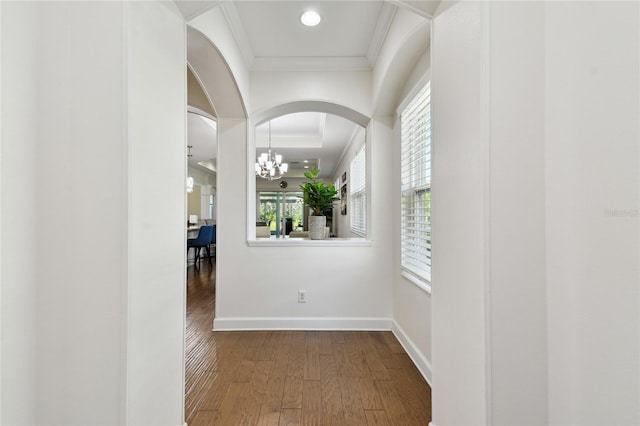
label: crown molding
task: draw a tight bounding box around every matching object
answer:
[251,56,372,72]
[219,1,255,67]
[176,0,222,21]
[386,0,437,18]
[367,2,398,67]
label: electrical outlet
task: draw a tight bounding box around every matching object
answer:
[298,290,307,303]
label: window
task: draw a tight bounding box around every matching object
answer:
[401,81,431,285]
[258,191,304,237]
[350,144,366,237]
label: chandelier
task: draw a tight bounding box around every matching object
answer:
[255,121,288,180]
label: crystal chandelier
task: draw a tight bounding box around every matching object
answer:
[255,121,288,180]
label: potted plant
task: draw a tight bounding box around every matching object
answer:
[299,168,339,239]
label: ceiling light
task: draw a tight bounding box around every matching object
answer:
[255,121,288,181]
[303,160,309,163]
[300,10,321,27]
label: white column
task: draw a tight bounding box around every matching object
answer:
[215,117,247,321]
[431,2,490,424]
[125,2,186,424]
[1,2,39,424]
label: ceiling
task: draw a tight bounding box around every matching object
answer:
[187,108,360,179]
[180,1,432,181]
[256,113,361,178]
[225,1,395,71]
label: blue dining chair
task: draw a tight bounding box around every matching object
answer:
[187,225,214,268]
[209,224,216,259]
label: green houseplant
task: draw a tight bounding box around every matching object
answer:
[299,168,339,239]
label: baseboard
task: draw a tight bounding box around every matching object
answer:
[391,320,432,386]
[213,316,393,331]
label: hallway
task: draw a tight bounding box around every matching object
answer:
[185,264,432,425]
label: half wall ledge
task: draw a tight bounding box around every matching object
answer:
[247,238,372,247]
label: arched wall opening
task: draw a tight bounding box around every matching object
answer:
[248,101,371,241]
[186,26,247,119]
[252,101,370,128]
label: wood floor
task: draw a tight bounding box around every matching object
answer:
[185,262,432,425]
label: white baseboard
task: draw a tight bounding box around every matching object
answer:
[213,316,393,331]
[391,320,432,386]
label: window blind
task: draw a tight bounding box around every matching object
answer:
[401,81,431,283]
[350,144,366,237]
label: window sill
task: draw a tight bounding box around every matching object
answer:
[248,237,372,247]
[401,271,432,294]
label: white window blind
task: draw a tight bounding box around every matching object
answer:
[350,144,366,237]
[401,81,431,284]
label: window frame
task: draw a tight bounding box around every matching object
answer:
[399,78,432,292]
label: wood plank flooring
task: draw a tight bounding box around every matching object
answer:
[186,263,432,425]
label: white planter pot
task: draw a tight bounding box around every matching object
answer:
[308,215,326,240]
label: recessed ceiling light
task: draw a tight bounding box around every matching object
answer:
[303,160,309,163]
[304,166,310,169]
[300,10,321,27]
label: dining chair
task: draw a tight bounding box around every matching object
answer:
[209,224,216,259]
[187,225,214,268]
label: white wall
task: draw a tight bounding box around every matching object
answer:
[545,2,639,424]
[1,2,187,424]
[1,2,38,424]
[250,71,372,119]
[125,2,186,424]
[188,168,216,220]
[214,113,394,329]
[34,2,126,423]
[431,1,640,425]
[488,2,547,424]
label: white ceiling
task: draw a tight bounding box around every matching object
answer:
[187,109,360,179]
[225,1,395,71]
[181,1,431,181]
[256,113,360,178]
